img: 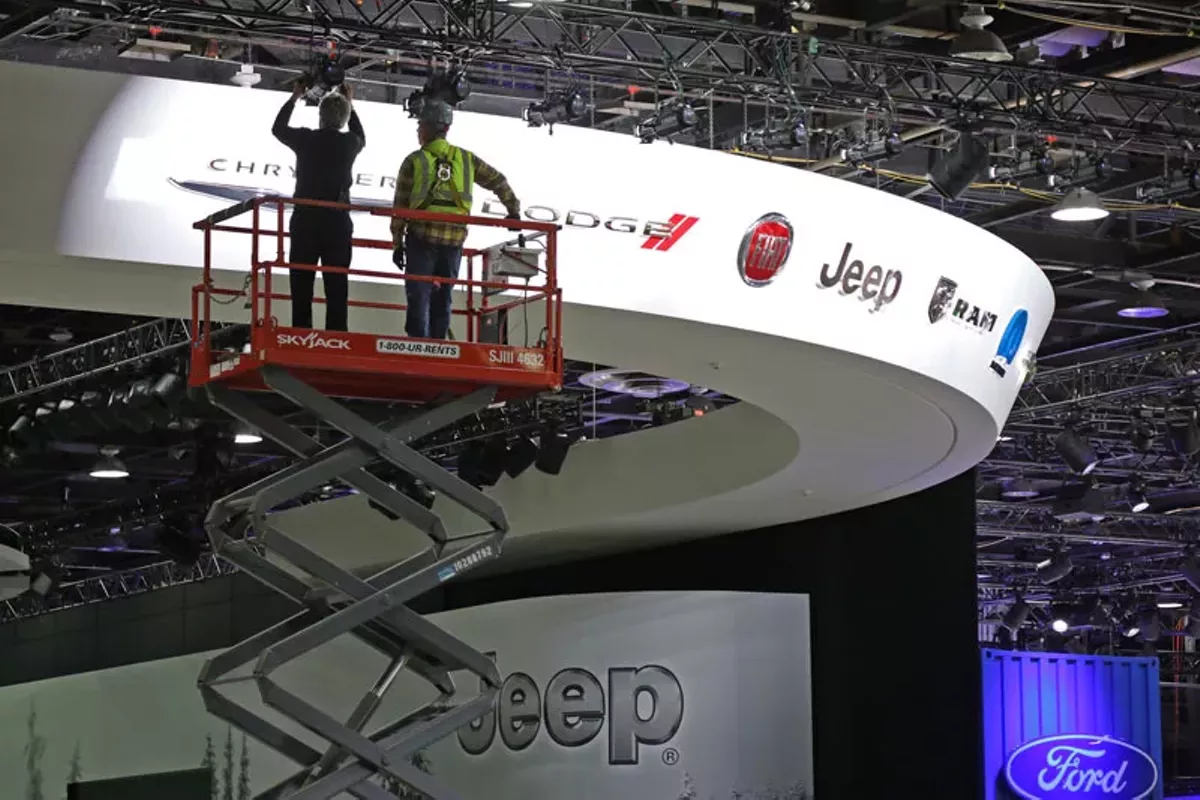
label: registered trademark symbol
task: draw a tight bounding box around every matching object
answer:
[662,748,680,766]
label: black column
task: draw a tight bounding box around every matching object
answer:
[436,469,981,799]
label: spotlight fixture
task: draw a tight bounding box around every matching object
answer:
[1129,420,1155,453]
[927,133,990,200]
[89,446,129,479]
[504,436,539,479]
[1000,478,1038,499]
[522,90,588,131]
[1120,613,1141,639]
[405,67,471,116]
[1051,188,1109,222]
[1049,605,1070,634]
[1053,428,1099,475]
[535,426,574,476]
[1036,549,1073,584]
[1002,596,1031,631]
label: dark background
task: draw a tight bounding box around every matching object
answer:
[0,470,980,799]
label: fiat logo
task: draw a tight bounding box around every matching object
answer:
[737,213,794,287]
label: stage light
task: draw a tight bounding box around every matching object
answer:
[1036,550,1073,584]
[928,133,989,200]
[1001,596,1031,632]
[1157,599,1183,610]
[1129,483,1150,513]
[456,441,485,488]
[1050,615,1069,634]
[476,438,510,487]
[1054,428,1099,475]
[505,436,538,479]
[535,427,573,476]
[1117,292,1168,319]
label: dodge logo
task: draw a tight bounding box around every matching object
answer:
[737,213,793,287]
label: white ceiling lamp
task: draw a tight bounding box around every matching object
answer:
[950,5,1012,63]
[231,63,262,88]
[89,447,129,479]
[1051,187,1110,222]
[234,426,263,445]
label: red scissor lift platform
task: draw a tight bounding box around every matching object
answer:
[190,198,564,800]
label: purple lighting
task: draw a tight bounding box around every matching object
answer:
[1118,306,1169,319]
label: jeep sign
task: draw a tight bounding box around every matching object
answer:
[458,664,684,765]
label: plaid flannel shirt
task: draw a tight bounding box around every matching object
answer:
[390,144,520,248]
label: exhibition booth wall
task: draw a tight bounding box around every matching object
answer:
[0,470,980,799]
[0,591,813,800]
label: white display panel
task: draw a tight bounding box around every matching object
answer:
[0,592,812,799]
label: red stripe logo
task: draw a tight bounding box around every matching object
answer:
[642,214,699,252]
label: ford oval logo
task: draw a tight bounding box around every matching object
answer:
[1005,734,1159,800]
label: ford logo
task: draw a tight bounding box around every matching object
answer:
[1005,734,1159,800]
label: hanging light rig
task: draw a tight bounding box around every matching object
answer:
[522,89,589,134]
[404,66,472,117]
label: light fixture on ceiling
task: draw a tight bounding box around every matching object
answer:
[1001,595,1031,631]
[1117,290,1168,319]
[48,327,73,343]
[1157,599,1184,610]
[1051,187,1110,222]
[1054,428,1099,475]
[1049,604,1071,634]
[233,426,263,445]
[231,63,262,88]
[1036,549,1073,584]
[89,447,129,479]
[1168,416,1200,458]
[1136,609,1162,642]
[927,132,990,200]
[1000,478,1039,499]
[949,5,1012,63]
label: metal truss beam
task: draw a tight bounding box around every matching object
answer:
[0,317,226,406]
[1009,326,1200,422]
[50,0,1200,151]
[976,500,1200,548]
[0,553,236,624]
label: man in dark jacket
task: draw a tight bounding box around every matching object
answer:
[272,81,365,331]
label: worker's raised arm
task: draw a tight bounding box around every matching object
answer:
[391,153,417,246]
[341,84,366,153]
[272,84,306,150]
[471,154,520,217]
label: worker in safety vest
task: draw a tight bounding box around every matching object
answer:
[391,100,521,340]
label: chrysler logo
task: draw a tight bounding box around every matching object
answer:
[737,213,793,287]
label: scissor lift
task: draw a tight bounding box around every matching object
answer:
[188,198,563,800]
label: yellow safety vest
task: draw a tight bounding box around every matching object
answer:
[409,139,475,215]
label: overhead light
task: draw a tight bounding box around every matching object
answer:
[89,447,129,479]
[504,436,539,479]
[1157,599,1184,610]
[48,327,73,343]
[1051,188,1109,222]
[1129,488,1150,513]
[234,426,263,445]
[1050,613,1070,634]
[535,427,574,476]
[1117,295,1168,319]
[1054,428,1099,475]
[950,6,1012,63]
[1121,615,1141,638]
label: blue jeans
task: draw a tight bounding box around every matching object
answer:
[403,236,463,340]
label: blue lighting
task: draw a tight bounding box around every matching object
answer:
[1118,306,1169,319]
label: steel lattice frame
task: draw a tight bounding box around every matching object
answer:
[39,0,1200,152]
[0,552,238,623]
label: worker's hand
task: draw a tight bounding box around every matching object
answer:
[290,78,306,99]
[340,82,354,100]
[505,209,521,232]
[392,247,405,272]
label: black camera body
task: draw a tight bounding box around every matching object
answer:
[300,55,346,106]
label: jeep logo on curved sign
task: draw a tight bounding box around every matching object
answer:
[458,664,683,765]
